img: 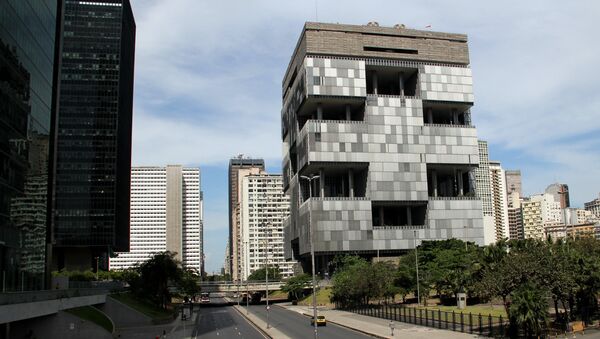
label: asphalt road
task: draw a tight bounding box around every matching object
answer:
[192,297,266,339]
[246,303,370,339]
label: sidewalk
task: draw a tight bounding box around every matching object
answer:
[281,304,479,339]
[114,306,197,339]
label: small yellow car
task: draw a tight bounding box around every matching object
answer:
[310,315,326,326]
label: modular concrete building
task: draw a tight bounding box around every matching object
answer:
[281,22,485,273]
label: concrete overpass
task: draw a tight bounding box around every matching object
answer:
[199,281,284,293]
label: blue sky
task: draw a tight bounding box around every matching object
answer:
[129,0,600,273]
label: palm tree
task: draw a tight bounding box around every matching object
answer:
[509,282,548,338]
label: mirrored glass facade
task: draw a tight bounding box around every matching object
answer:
[0,0,59,291]
[53,0,135,269]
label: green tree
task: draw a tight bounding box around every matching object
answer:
[134,251,183,309]
[282,273,311,301]
[180,269,201,297]
[508,282,549,337]
[247,266,282,281]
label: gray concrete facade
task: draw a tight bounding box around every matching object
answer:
[281,22,485,269]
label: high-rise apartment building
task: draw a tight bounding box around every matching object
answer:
[545,183,570,209]
[52,0,136,270]
[228,157,264,280]
[0,0,61,291]
[110,166,203,272]
[240,174,294,280]
[507,191,524,239]
[531,193,562,225]
[281,22,485,273]
[489,161,509,241]
[505,170,522,197]
[475,141,495,244]
[584,194,600,218]
[522,199,543,239]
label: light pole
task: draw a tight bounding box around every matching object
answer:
[264,228,270,328]
[414,230,420,306]
[300,174,320,339]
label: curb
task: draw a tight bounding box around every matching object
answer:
[232,305,272,339]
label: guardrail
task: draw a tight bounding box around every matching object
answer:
[0,288,109,306]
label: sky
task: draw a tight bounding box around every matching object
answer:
[128,0,600,273]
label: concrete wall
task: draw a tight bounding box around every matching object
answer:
[9,310,111,339]
[0,293,106,324]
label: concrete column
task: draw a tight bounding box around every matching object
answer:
[457,169,464,196]
[432,170,438,197]
[398,72,405,96]
[379,206,385,226]
[406,206,412,226]
[348,169,355,198]
[345,104,352,121]
[319,168,325,198]
[317,104,323,120]
[372,71,378,95]
[427,107,433,124]
[452,109,459,125]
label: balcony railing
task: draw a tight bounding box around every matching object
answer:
[424,123,475,128]
[429,196,479,201]
[373,225,427,230]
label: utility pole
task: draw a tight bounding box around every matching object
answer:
[414,230,420,306]
[300,174,320,339]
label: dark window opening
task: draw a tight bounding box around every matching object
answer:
[297,100,365,130]
[299,165,368,202]
[371,201,427,227]
[423,102,471,126]
[289,145,298,175]
[427,165,476,197]
[283,68,298,99]
[366,66,418,96]
[364,46,418,54]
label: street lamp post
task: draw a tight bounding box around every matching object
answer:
[265,231,269,329]
[300,174,320,339]
[414,230,420,306]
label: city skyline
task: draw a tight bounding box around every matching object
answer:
[126,1,600,273]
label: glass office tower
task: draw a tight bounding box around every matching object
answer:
[53,0,135,270]
[0,0,61,291]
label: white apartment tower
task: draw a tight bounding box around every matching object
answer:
[475,141,495,244]
[240,174,295,280]
[489,161,510,241]
[110,166,204,272]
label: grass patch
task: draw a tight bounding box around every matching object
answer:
[298,287,332,307]
[418,304,507,318]
[110,293,175,322]
[66,306,113,333]
[268,290,289,299]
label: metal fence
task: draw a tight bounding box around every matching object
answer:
[341,304,509,337]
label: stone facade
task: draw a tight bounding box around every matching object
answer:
[281,22,485,271]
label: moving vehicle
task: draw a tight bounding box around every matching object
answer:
[310,315,326,326]
[200,292,210,304]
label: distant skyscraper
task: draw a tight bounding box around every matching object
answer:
[281,22,485,273]
[505,170,522,197]
[240,174,294,280]
[584,194,600,219]
[228,157,264,281]
[52,0,136,270]
[489,161,510,241]
[545,183,570,209]
[110,166,203,272]
[0,0,61,291]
